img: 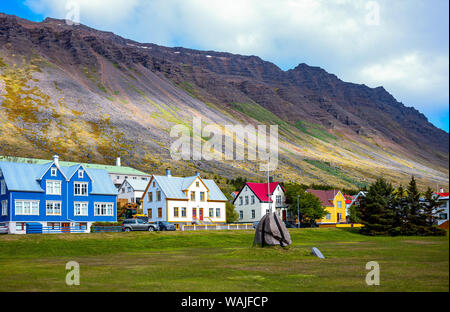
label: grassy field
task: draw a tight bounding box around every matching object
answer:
[0,228,448,292]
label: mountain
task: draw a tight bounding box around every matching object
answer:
[0,13,448,189]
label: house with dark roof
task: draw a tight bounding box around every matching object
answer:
[232,181,288,223]
[435,189,449,227]
[0,155,118,234]
[140,169,227,228]
[306,189,347,224]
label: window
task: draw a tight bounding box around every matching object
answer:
[0,180,5,195]
[190,192,196,201]
[156,191,161,201]
[46,181,61,195]
[46,201,61,216]
[148,209,152,219]
[127,187,132,192]
[47,222,60,229]
[174,207,179,217]
[239,210,243,220]
[94,203,114,216]
[337,201,342,208]
[148,192,153,202]
[266,209,270,215]
[15,200,39,215]
[251,195,255,205]
[196,182,200,187]
[75,222,87,230]
[251,210,255,219]
[153,182,155,187]
[158,208,162,218]
[1,200,7,216]
[326,213,331,220]
[51,168,57,177]
[216,208,221,218]
[116,176,120,180]
[200,192,205,201]
[78,170,84,179]
[74,202,88,216]
[239,197,243,205]
[133,177,137,180]
[276,195,282,205]
[439,213,448,220]
[16,222,25,231]
[181,207,187,217]
[74,182,88,196]
[209,208,214,218]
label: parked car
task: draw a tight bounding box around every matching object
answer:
[252,221,259,229]
[284,222,297,228]
[0,223,8,234]
[122,219,157,232]
[154,221,176,231]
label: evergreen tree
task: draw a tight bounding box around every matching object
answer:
[359,178,395,235]
[420,187,446,236]
[403,176,422,235]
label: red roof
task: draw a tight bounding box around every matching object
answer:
[306,189,341,207]
[436,192,449,198]
[246,182,284,202]
[344,194,354,204]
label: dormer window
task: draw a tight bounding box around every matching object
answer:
[78,170,84,179]
[51,168,57,177]
[196,182,200,187]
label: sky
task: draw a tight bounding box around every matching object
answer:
[1,0,449,132]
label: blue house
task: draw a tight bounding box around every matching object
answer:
[0,155,118,234]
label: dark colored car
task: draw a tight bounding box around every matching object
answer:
[122,219,157,232]
[284,222,297,228]
[154,221,176,231]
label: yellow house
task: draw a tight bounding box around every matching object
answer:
[306,189,347,224]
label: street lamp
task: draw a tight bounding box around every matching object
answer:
[297,194,300,228]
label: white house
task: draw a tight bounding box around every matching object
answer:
[140,170,227,228]
[233,182,287,223]
[117,179,149,204]
[435,190,449,226]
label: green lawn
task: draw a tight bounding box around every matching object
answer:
[0,228,448,292]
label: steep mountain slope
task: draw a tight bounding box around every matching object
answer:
[0,13,448,189]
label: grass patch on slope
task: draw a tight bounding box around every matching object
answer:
[304,159,368,188]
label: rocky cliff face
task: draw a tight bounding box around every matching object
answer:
[0,13,448,188]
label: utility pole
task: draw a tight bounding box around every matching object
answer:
[297,194,300,228]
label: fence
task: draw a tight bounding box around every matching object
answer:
[26,223,88,234]
[181,223,254,231]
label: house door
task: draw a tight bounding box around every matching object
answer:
[61,223,71,233]
[282,210,286,221]
[199,208,203,221]
[192,208,197,219]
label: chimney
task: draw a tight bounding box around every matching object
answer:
[166,169,172,177]
[53,155,60,167]
[116,157,121,167]
[440,187,444,193]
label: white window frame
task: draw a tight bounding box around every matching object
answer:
[337,201,342,208]
[78,170,84,179]
[74,202,89,216]
[46,180,62,195]
[209,208,214,218]
[15,200,40,216]
[251,195,255,205]
[51,168,57,177]
[251,209,255,219]
[239,210,243,220]
[326,213,331,220]
[1,200,7,216]
[46,201,62,216]
[1,180,6,195]
[216,208,221,218]
[94,202,114,216]
[74,182,88,196]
